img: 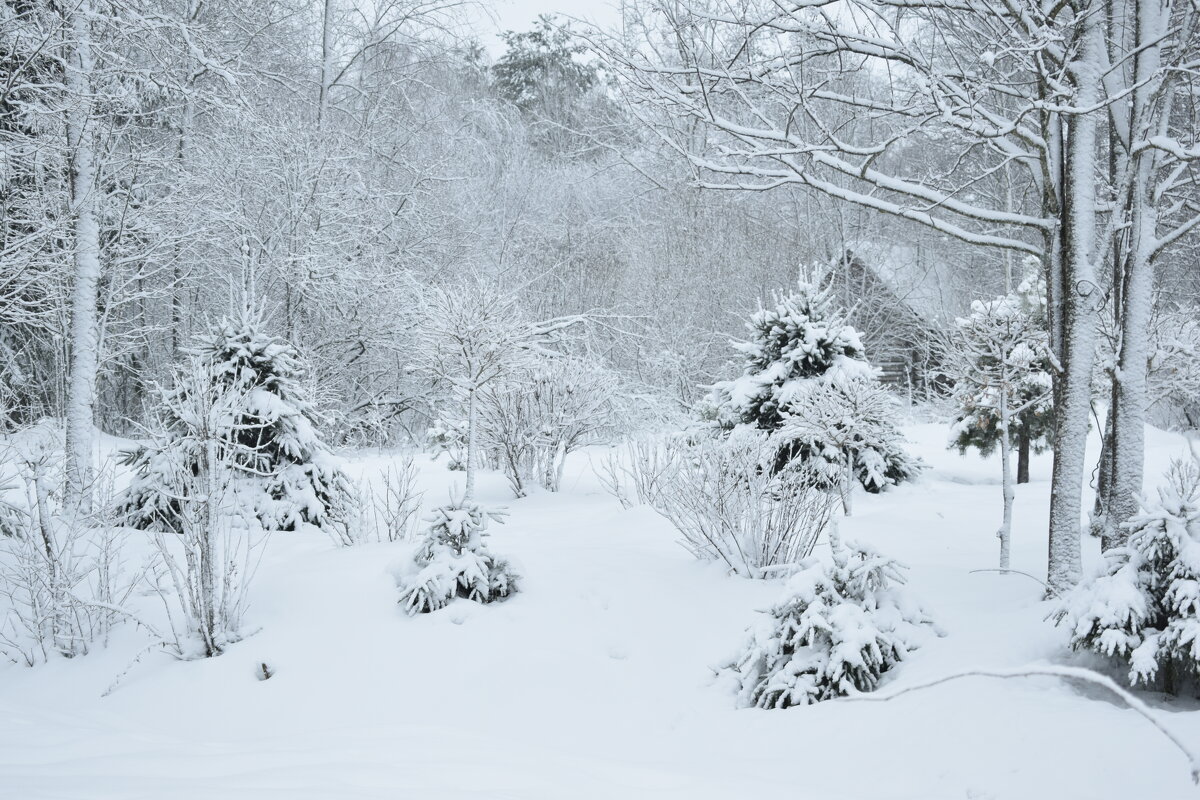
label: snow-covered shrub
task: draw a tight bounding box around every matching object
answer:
[479,356,620,497]
[115,307,353,537]
[0,422,135,666]
[708,280,920,495]
[650,428,836,577]
[1055,460,1200,694]
[397,498,518,615]
[338,459,423,546]
[594,435,681,510]
[427,417,468,471]
[723,542,934,708]
[136,362,272,659]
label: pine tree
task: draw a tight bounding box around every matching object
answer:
[708,280,920,496]
[723,541,935,708]
[115,307,352,535]
[1055,459,1200,694]
[397,497,519,615]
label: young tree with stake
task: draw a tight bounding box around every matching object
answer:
[948,266,1054,569]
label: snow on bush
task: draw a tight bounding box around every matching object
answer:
[645,427,836,578]
[723,542,935,708]
[1055,459,1200,694]
[779,371,922,505]
[707,280,920,496]
[397,498,518,615]
[338,458,423,546]
[478,356,620,497]
[115,306,353,538]
[0,421,134,665]
[427,417,468,471]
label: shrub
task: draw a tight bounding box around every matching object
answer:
[1055,460,1200,694]
[397,498,518,615]
[724,542,934,708]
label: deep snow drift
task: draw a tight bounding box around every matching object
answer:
[0,422,1197,800]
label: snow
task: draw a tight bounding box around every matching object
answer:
[1,423,1199,799]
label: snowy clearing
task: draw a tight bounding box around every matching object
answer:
[0,422,1196,800]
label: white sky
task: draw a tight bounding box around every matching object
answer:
[466,0,622,55]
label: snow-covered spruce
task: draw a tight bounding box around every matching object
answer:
[115,307,353,537]
[723,542,934,708]
[397,498,518,615]
[1055,460,1200,694]
[706,280,921,495]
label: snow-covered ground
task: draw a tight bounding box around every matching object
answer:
[1,422,1197,800]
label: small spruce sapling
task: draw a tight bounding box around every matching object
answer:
[722,536,935,708]
[397,496,519,615]
[1055,458,1200,694]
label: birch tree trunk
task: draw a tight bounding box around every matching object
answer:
[63,1,101,515]
[998,391,1014,571]
[1105,0,1169,550]
[464,387,478,501]
[1045,9,1103,595]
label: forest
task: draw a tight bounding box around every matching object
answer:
[2,0,1200,797]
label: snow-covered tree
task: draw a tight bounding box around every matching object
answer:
[780,373,921,514]
[115,307,352,537]
[595,0,1186,595]
[396,498,519,615]
[708,281,920,504]
[949,262,1054,480]
[723,540,935,708]
[708,281,867,431]
[1056,459,1200,694]
[417,280,584,500]
[947,262,1054,568]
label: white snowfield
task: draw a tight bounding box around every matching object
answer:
[1,423,1197,800]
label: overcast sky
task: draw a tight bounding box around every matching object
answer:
[466,0,622,54]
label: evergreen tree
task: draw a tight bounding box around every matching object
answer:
[708,280,920,495]
[1055,459,1200,694]
[490,15,603,154]
[115,307,352,535]
[723,541,935,708]
[397,497,519,615]
[492,16,597,116]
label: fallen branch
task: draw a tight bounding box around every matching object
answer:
[842,665,1200,784]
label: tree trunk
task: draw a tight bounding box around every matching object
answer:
[317,0,335,127]
[1105,0,1167,550]
[998,393,1008,568]
[464,387,478,501]
[1091,403,1115,540]
[63,1,101,515]
[1016,421,1031,484]
[842,447,854,517]
[1045,12,1102,595]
